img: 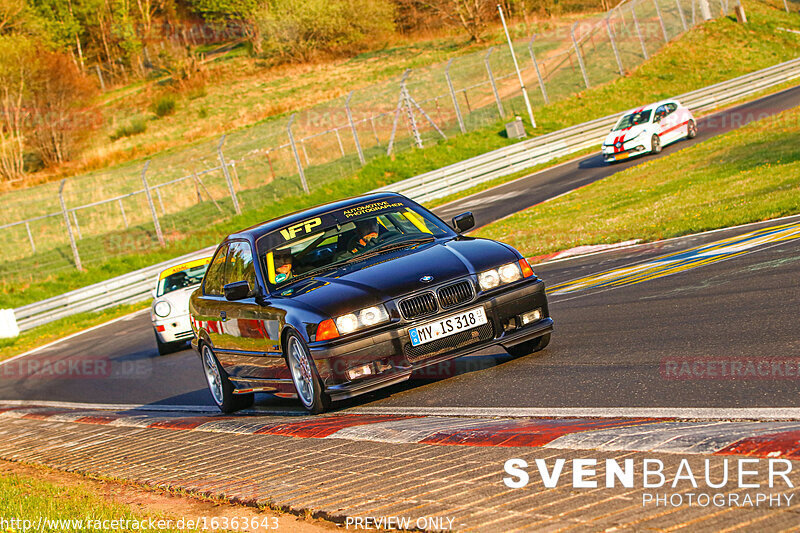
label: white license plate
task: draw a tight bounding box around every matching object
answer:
[408,306,488,347]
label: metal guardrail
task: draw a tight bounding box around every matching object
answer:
[375,57,800,204]
[13,246,216,331]
[10,57,800,333]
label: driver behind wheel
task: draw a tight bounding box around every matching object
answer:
[274,248,294,283]
[350,218,379,253]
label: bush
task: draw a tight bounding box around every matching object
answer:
[110,118,147,141]
[257,0,395,61]
[151,94,176,117]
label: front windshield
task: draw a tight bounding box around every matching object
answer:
[156,260,210,296]
[613,109,652,131]
[257,200,453,288]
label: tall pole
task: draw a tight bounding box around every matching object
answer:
[631,2,649,59]
[445,59,466,134]
[217,135,241,214]
[498,5,536,128]
[606,15,625,77]
[58,179,81,270]
[570,22,591,89]
[528,35,549,105]
[140,161,165,247]
[287,114,310,194]
[345,91,366,165]
[653,0,670,42]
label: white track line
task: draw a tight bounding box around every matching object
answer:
[344,406,800,420]
[1,308,149,367]
[0,399,217,412]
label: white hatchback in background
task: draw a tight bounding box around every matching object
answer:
[602,100,697,163]
[151,257,211,355]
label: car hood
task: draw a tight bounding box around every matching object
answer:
[275,238,520,317]
[604,124,650,145]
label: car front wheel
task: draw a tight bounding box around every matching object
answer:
[201,343,253,413]
[651,134,661,154]
[285,333,330,414]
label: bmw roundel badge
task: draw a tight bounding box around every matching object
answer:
[420,275,434,283]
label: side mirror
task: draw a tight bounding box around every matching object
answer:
[224,280,251,301]
[452,212,475,233]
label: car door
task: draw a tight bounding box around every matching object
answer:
[654,104,671,142]
[661,103,681,144]
[195,243,229,350]
[216,240,289,389]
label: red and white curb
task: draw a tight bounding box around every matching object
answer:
[4,404,800,459]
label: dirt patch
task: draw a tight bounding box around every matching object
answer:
[0,459,340,532]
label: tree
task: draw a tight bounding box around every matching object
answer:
[0,35,33,180]
[418,0,494,42]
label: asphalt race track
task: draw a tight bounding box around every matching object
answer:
[432,84,800,228]
[2,85,799,412]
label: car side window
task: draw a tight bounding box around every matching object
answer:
[666,103,678,114]
[203,244,229,296]
[654,105,667,120]
[226,241,256,290]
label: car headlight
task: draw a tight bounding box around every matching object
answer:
[154,301,171,318]
[479,260,533,291]
[318,304,391,340]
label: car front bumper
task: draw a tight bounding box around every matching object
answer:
[308,277,552,401]
[153,313,194,344]
[603,144,647,161]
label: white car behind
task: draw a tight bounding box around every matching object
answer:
[602,100,697,163]
[151,257,211,355]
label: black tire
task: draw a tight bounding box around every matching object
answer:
[506,333,551,358]
[687,119,697,139]
[155,331,180,356]
[200,343,254,413]
[651,134,662,154]
[285,332,330,414]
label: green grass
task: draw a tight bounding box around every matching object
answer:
[0,469,181,532]
[474,105,800,256]
[2,1,798,308]
[0,302,148,362]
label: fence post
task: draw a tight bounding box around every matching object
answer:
[370,116,381,146]
[217,135,241,214]
[345,91,366,165]
[499,5,536,128]
[402,75,423,149]
[386,71,409,156]
[606,15,625,76]
[140,161,165,246]
[676,0,688,31]
[193,171,224,214]
[24,221,35,253]
[484,48,505,118]
[528,35,549,105]
[155,187,165,215]
[570,23,591,89]
[287,114,310,194]
[71,211,82,240]
[58,179,82,270]
[783,0,789,12]
[631,2,649,59]
[653,0,670,42]
[117,198,128,228]
[445,59,466,134]
[334,128,345,158]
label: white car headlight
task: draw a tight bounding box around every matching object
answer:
[154,301,171,318]
[478,269,500,291]
[334,304,390,336]
[479,262,524,291]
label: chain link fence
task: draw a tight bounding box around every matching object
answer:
[0,0,744,286]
